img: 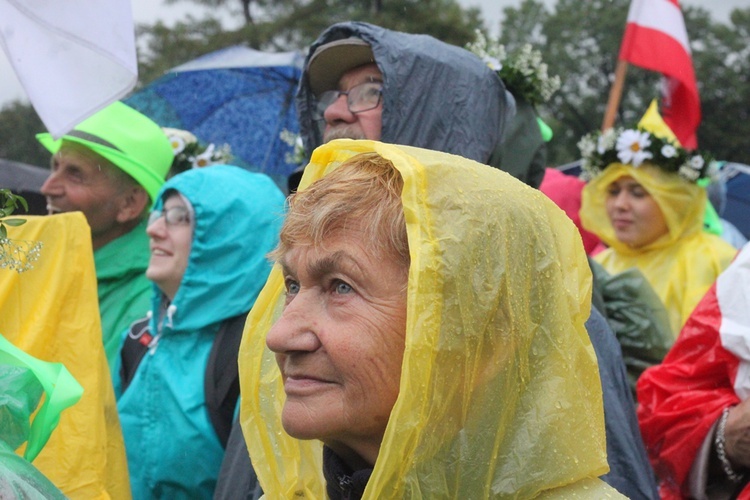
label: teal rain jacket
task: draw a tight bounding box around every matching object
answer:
[116,165,285,499]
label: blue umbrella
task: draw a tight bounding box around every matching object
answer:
[125,45,305,188]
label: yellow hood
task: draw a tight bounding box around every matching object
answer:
[239,140,619,498]
[580,162,705,255]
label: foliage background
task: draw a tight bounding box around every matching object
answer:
[1,0,748,168]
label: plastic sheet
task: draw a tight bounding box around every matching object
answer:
[0,335,82,499]
[0,213,131,499]
[590,261,673,391]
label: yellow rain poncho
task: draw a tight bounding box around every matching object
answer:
[0,213,131,499]
[580,163,736,337]
[239,140,623,498]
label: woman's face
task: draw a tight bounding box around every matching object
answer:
[146,193,193,300]
[266,228,408,466]
[605,176,669,248]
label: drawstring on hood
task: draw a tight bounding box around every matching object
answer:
[165,303,177,329]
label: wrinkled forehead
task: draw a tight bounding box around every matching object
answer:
[56,140,105,163]
[53,141,119,177]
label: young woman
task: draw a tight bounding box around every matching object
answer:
[579,108,736,337]
[115,165,285,498]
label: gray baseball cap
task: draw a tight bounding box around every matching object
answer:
[306,37,376,96]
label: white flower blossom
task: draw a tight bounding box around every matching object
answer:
[577,135,596,157]
[689,155,705,171]
[163,127,197,155]
[679,165,700,181]
[597,128,618,154]
[466,31,558,105]
[482,56,502,72]
[661,144,677,158]
[279,129,298,147]
[191,144,216,168]
[616,129,653,167]
[169,135,186,155]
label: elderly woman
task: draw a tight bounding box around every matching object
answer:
[238,140,623,498]
[115,165,285,498]
[579,105,736,337]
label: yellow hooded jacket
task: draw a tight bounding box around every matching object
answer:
[239,140,624,498]
[581,163,736,337]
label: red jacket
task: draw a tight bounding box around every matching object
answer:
[637,246,750,498]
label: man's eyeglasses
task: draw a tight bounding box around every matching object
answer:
[148,206,191,227]
[313,81,383,120]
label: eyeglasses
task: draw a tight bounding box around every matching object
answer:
[148,206,191,227]
[314,81,383,120]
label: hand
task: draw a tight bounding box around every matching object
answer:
[724,401,750,470]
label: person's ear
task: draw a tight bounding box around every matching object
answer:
[116,186,150,224]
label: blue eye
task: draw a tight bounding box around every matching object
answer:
[335,281,352,294]
[286,280,300,295]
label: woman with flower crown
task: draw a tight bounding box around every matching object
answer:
[579,102,736,338]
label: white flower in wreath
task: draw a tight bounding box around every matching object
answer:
[679,165,700,181]
[577,135,596,157]
[169,135,187,156]
[689,155,705,171]
[616,129,653,167]
[597,128,618,154]
[163,127,197,156]
[661,144,677,159]
[191,144,216,168]
[482,55,502,72]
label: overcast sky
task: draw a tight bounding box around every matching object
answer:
[0,0,744,106]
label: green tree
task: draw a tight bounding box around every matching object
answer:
[137,0,483,86]
[496,0,750,165]
[689,7,750,163]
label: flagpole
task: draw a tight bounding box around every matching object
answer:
[602,59,629,131]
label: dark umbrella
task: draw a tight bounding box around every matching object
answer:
[125,45,305,189]
[0,159,49,215]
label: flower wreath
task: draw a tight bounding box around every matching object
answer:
[163,128,233,175]
[466,30,561,106]
[577,127,714,183]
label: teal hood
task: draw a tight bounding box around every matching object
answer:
[149,165,285,331]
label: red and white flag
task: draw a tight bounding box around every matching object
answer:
[618,0,700,148]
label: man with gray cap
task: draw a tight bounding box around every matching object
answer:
[37,101,173,368]
[289,21,518,190]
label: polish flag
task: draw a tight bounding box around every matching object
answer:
[618,0,700,148]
